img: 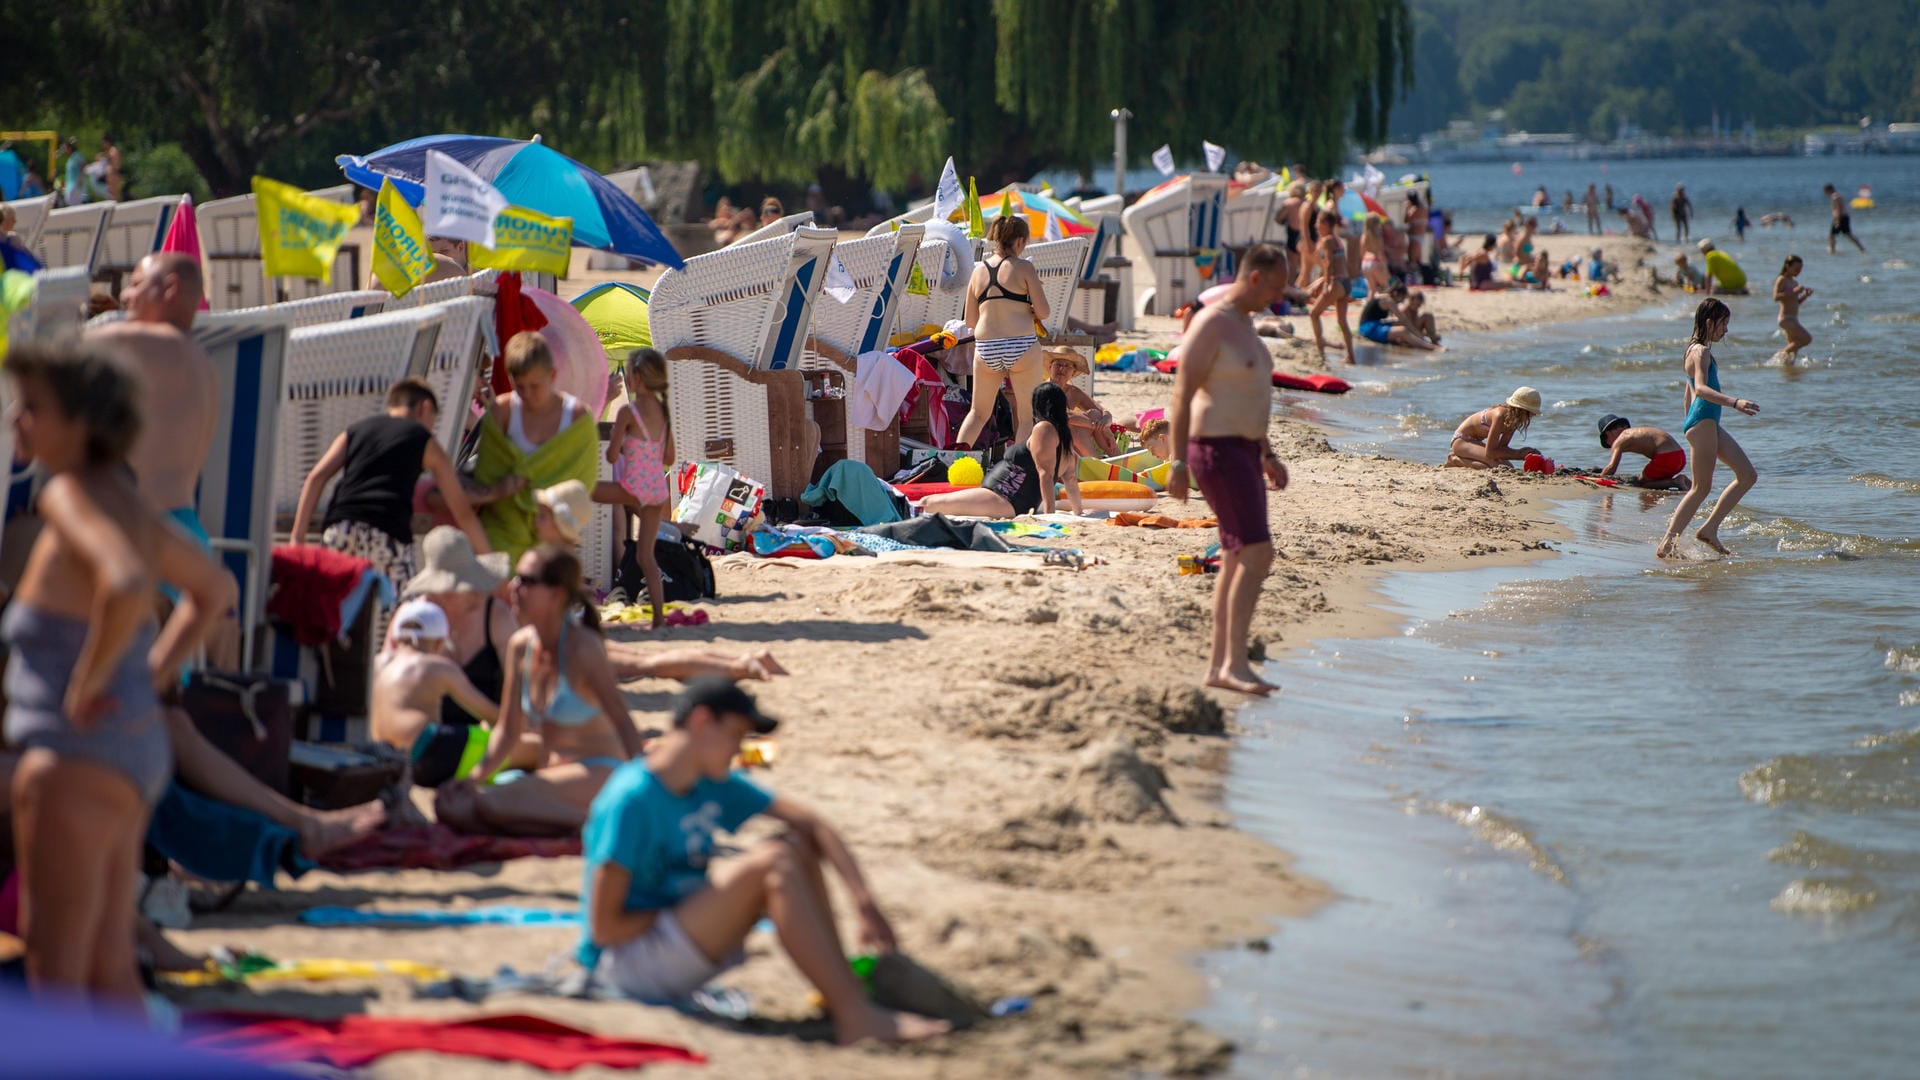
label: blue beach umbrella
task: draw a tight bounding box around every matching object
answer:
[336,134,683,268]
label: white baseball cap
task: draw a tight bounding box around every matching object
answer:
[392,598,451,644]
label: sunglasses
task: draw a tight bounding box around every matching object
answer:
[513,572,558,589]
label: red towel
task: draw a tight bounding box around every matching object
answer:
[318,824,580,873]
[491,271,550,396]
[268,545,377,646]
[187,1012,704,1070]
[894,347,953,449]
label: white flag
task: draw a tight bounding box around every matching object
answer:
[932,156,963,221]
[1202,140,1226,174]
[1044,211,1063,242]
[422,149,509,249]
[823,251,856,304]
[1151,144,1176,176]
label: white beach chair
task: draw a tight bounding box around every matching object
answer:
[729,210,815,247]
[32,202,115,273]
[227,290,390,330]
[1122,174,1229,314]
[649,226,839,499]
[862,201,938,238]
[192,310,294,671]
[274,306,446,522]
[1222,175,1281,250]
[892,231,972,340]
[94,195,178,289]
[399,268,500,309]
[414,295,493,453]
[1076,194,1125,216]
[3,194,57,252]
[797,225,922,475]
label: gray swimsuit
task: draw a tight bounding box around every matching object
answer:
[3,603,171,804]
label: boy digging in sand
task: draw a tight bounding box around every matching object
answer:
[1168,242,1291,696]
[1598,415,1691,491]
[581,678,949,1046]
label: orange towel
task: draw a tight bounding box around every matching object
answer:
[1108,512,1217,529]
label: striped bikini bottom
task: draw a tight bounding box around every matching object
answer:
[974,335,1037,373]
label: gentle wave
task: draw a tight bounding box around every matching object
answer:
[1740,729,1920,810]
[1851,472,1920,495]
[1770,830,1920,873]
[1739,515,1920,558]
[1420,800,1567,883]
[1770,875,1882,916]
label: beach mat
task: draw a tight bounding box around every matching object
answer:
[318,824,580,873]
[185,1012,704,1071]
[300,905,578,928]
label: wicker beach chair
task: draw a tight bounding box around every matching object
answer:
[797,225,923,475]
[227,290,391,330]
[892,230,972,341]
[861,201,936,237]
[192,310,294,671]
[414,296,493,453]
[398,268,500,309]
[274,307,446,522]
[729,210,815,247]
[1026,236,1094,339]
[649,225,839,499]
[94,195,177,291]
[1122,173,1228,314]
[2,194,57,252]
[31,202,115,273]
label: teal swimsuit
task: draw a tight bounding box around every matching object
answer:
[1682,351,1723,434]
[494,622,622,782]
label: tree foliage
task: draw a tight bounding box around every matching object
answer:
[1393,0,1920,138]
[1,0,1412,194]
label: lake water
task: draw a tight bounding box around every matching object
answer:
[1194,155,1920,1078]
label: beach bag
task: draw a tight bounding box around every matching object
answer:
[672,461,764,552]
[182,672,297,796]
[616,535,716,604]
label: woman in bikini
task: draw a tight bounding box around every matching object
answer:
[434,546,645,835]
[921,383,1083,519]
[5,341,232,1000]
[593,348,674,627]
[1444,387,1543,468]
[1358,215,1390,297]
[1460,235,1513,292]
[1772,255,1814,363]
[1657,298,1761,558]
[1306,208,1356,364]
[1294,181,1325,289]
[955,214,1050,450]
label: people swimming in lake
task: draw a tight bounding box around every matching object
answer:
[1657,298,1760,558]
[1597,414,1691,491]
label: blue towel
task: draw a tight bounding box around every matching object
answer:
[299,905,579,927]
[147,783,313,888]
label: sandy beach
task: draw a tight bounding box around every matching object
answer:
[162,232,1669,1078]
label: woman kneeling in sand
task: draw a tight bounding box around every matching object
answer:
[435,546,645,835]
[1444,387,1543,468]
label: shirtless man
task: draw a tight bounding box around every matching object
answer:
[1585,183,1602,235]
[371,598,499,758]
[1598,414,1690,491]
[1168,242,1290,696]
[1824,184,1864,254]
[100,133,123,201]
[1670,184,1692,244]
[1772,254,1814,362]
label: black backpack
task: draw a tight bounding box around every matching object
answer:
[618,535,716,604]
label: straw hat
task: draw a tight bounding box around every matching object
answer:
[1505,386,1543,414]
[1696,238,1716,252]
[402,527,511,598]
[536,480,593,545]
[1045,345,1089,376]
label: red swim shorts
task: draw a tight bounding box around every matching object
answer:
[1643,448,1687,482]
[1188,436,1270,552]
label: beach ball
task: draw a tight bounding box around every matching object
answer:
[948,456,984,487]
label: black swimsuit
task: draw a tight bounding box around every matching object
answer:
[976,257,1033,305]
[982,447,1045,515]
[442,597,502,727]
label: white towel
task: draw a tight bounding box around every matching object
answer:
[850,350,915,431]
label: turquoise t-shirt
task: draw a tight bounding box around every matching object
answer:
[576,760,773,968]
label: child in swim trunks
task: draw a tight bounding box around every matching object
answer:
[593,349,674,628]
[372,598,500,786]
[1598,414,1691,491]
[4,341,233,1002]
[291,377,490,594]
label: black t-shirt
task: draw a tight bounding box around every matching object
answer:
[322,415,432,544]
[1359,296,1390,324]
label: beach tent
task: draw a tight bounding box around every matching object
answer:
[336,135,683,269]
[571,281,652,362]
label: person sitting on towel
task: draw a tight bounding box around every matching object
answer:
[1598,414,1691,491]
[579,678,949,1046]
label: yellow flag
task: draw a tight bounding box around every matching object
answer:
[964,177,984,238]
[997,188,1014,222]
[468,205,572,277]
[253,176,360,282]
[372,179,434,297]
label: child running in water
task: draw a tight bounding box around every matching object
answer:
[1444,387,1542,469]
[1657,298,1761,558]
[593,349,674,628]
[4,341,234,1002]
[1772,255,1814,363]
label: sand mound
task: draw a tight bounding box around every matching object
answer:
[1064,738,1175,825]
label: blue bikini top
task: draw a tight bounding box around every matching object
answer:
[520,622,600,727]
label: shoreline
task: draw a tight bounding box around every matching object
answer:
[162,236,1668,1078]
